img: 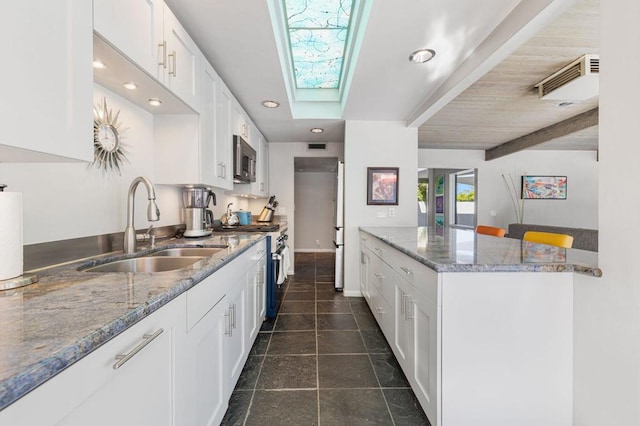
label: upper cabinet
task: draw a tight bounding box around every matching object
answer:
[161,6,200,111]
[94,0,200,112]
[215,82,235,190]
[1,1,93,161]
[93,0,164,78]
[232,102,250,142]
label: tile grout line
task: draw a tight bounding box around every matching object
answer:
[315,252,322,426]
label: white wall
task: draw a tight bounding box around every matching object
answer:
[344,121,417,296]
[261,142,344,272]
[294,171,336,251]
[418,149,599,230]
[0,85,246,245]
[572,0,640,424]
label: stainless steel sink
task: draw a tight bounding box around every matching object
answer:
[150,247,226,257]
[83,256,205,273]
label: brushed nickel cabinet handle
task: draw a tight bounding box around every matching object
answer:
[158,41,167,68]
[224,309,231,336]
[232,303,237,329]
[374,273,384,280]
[168,51,177,77]
[113,329,164,370]
[400,266,413,275]
[375,307,384,314]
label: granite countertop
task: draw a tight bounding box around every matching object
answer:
[0,232,267,411]
[360,226,602,277]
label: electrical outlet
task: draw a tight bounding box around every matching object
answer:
[377,211,388,219]
[388,208,395,217]
[490,210,497,217]
[315,239,320,247]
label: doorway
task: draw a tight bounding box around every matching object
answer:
[293,157,338,252]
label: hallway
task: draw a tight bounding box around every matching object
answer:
[221,252,429,425]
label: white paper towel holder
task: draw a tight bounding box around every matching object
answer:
[0,184,38,291]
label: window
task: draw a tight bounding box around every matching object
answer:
[453,170,476,228]
[284,0,354,89]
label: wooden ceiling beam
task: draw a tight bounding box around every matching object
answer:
[484,107,599,161]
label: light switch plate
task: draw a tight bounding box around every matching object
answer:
[377,211,388,218]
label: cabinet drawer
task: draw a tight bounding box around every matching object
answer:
[373,239,438,303]
[368,252,396,307]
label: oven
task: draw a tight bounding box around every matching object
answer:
[266,232,288,318]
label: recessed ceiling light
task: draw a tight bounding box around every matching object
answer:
[148,98,162,107]
[409,49,436,64]
[122,82,138,90]
[92,60,107,69]
[262,100,280,108]
[310,128,324,134]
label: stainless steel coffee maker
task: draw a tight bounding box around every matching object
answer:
[182,186,216,237]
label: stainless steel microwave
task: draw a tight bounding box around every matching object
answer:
[233,135,256,184]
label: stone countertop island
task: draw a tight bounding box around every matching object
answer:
[360,225,601,277]
[357,226,599,426]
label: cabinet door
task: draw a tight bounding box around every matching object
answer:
[216,83,234,189]
[233,102,249,140]
[186,296,229,426]
[58,299,183,426]
[200,61,219,186]
[360,248,370,300]
[93,0,164,79]
[411,294,438,424]
[247,254,267,343]
[227,280,248,388]
[261,138,270,195]
[1,1,92,161]
[394,283,413,373]
[163,4,200,111]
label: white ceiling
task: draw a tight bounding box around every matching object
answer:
[165,0,580,146]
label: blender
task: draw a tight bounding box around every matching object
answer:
[182,186,216,237]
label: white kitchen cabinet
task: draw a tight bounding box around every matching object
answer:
[233,102,250,141]
[215,81,235,189]
[360,237,370,300]
[0,295,186,426]
[1,1,92,162]
[410,291,438,424]
[226,275,248,387]
[93,0,200,111]
[257,134,270,196]
[161,4,200,111]
[93,0,164,79]
[247,250,267,343]
[182,294,229,426]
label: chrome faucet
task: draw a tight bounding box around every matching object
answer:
[123,176,160,254]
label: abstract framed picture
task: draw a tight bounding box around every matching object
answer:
[435,195,444,214]
[435,175,444,196]
[435,213,445,227]
[367,167,399,205]
[521,176,567,200]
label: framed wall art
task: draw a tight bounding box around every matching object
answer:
[521,176,567,200]
[367,167,399,205]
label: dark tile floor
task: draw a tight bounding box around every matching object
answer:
[221,252,430,426]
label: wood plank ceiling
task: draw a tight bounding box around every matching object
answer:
[418,0,599,152]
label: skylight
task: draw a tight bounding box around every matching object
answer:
[284,0,354,89]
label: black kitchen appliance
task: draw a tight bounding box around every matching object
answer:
[267,233,288,318]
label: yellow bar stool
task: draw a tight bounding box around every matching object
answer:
[476,225,506,237]
[523,231,574,248]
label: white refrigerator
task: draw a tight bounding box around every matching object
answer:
[334,161,345,290]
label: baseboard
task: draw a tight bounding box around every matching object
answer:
[343,290,363,297]
[295,249,335,253]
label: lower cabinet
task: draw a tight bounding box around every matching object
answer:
[363,232,439,425]
[0,294,187,426]
[0,240,268,426]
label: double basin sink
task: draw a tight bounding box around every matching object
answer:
[82,247,227,273]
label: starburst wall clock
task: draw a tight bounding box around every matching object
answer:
[92,98,129,173]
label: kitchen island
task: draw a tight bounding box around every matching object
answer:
[359,226,601,426]
[0,231,268,425]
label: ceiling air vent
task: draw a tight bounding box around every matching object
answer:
[308,143,327,150]
[535,54,599,101]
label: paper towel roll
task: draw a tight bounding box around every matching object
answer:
[0,192,23,280]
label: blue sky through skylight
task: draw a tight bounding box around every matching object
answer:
[284,0,354,89]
